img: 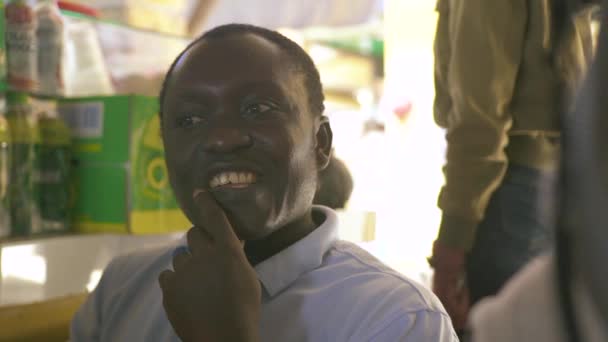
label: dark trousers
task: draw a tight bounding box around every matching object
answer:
[466,163,556,305]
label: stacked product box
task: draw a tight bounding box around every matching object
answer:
[58,95,190,234]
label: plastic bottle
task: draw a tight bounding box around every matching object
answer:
[0,97,10,238]
[5,0,38,92]
[7,92,41,236]
[38,100,70,233]
[63,18,114,96]
[0,3,7,83]
[36,0,64,96]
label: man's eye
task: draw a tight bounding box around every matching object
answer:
[243,103,273,117]
[176,116,203,128]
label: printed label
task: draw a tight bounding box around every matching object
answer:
[58,102,104,138]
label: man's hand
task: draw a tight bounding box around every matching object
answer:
[159,191,261,342]
[430,242,470,331]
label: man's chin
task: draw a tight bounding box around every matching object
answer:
[220,205,272,240]
[230,216,273,242]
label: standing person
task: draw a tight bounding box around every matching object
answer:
[429,0,598,331]
[470,5,608,339]
[71,24,458,341]
[313,153,354,209]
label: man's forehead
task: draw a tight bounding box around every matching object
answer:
[167,35,299,94]
[174,34,285,75]
[165,33,308,111]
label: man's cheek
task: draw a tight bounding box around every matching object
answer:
[167,159,193,199]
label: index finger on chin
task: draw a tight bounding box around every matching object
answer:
[192,190,241,247]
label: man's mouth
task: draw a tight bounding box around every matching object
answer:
[209,171,257,189]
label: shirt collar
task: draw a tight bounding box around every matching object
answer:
[255,205,338,297]
[178,206,339,297]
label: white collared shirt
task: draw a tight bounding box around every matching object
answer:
[470,254,608,342]
[71,206,457,341]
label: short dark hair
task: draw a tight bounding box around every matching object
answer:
[159,23,325,122]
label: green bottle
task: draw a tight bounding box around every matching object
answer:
[0,97,10,238]
[38,100,70,233]
[7,92,41,236]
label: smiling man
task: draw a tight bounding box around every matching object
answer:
[70,24,457,342]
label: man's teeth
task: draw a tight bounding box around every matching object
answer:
[209,172,256,188]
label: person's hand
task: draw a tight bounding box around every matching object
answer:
[159,191,261,342]
[430,241,470,331]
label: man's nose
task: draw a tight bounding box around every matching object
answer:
[202,123,253,153]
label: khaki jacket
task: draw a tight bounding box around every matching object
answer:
[434,0,597,250]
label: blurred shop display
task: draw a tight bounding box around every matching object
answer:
[92,17,188,96]
[303,13,386,136]
[37,0,64,95]
[191,0,382,35]
[5,0,65,94]
[294,21,384,120]
[63,0,190,35]
[62,14,113,96]
[4,93,71,239]
[61,0,382,37]
[0,1,385,241]
[0,2,193,240]
[0,97,9,238]
[2,94,191,239]
[5,0,38,92]
[5,1,190,98]
[57,95,190,235]
[62,7,188,97]
[6,92,41,237]
[37,99,71,233]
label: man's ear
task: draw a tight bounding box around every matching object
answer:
[315,116,333,171]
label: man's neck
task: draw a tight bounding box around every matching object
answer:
[244,209,321,266]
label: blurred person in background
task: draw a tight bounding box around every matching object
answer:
[429,0,599,333]
[313,153,354,210]
[470,6,608,340]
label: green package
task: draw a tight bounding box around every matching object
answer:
[58,95,189,234]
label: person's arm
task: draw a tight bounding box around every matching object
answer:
[436,0,528,251]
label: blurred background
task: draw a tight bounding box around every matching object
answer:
[0,0,445,313]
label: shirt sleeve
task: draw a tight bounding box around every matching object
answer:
[70,259,119,342]
[366,311,459,342]
[435,0,528,251]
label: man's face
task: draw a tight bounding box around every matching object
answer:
[162,33,331,240]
